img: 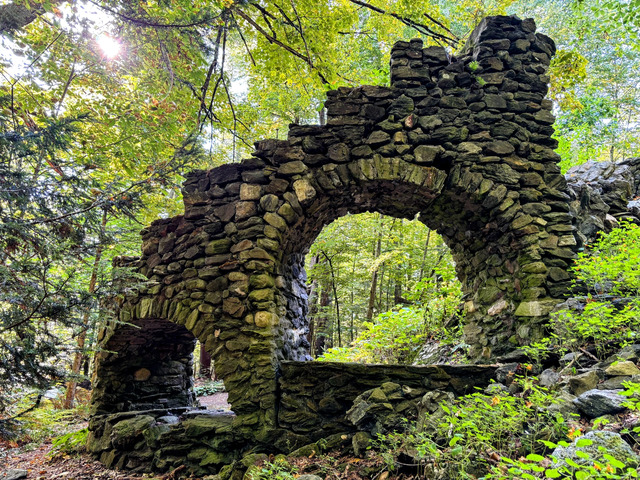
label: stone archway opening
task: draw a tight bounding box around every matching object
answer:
[91,317,232,414]
[91,318,197,414]
[304,211,462,362]
[193,340,232,411]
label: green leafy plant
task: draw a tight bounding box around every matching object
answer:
[319,306,428,364]
[573,222,640,296]
[194,380,225,397]
[374,378,567,479]
[619,381,640,438]
[49,428,88,458]
[549,300,640,358]
[524,223,640,360]
[246,457,298,480]
[489,438,639,479]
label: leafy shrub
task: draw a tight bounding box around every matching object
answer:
[0,388,89,444]
[246,457,297,480]
[318,270,463,364]
[375,378,567,479]
[574,221,640,296]
[194,380,225,397]
[530,223,640,360]
[319,306,428,364]
[549,299,640,358]
[489,438,639,480]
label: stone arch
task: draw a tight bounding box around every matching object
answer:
[91,316,197,414]
[91,15,579,450]
[274,160,447,361]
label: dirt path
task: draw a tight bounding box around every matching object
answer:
[197,392,230,410]
[1,441,157,479]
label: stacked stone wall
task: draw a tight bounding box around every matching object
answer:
[277,361,496,442]
[91,318,196,414]
[566,157,640,245]
[87,363,497,473]
[89,15,588,476]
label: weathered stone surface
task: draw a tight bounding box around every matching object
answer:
[552,431,640,468]
[279,362,496,439]
[568,371,600,396]
[414,145,444,164]
[538,368,560,387]
[605,361,640,376]
[111,415,155,449]
[1,470,28,480]
[573,389,627,418]
[292,179,316,205]
[514,299,559,317]
[566,158,640,247]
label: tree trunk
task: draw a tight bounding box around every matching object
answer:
[314,287,332,355]
[307,255,320,355]
[199,346,212,378]
[322,251,341,348]
[366,216,383,321]
[418,230,432,281]
[394,282,405,305]
[62,210,106,409]
[350,256,356,343]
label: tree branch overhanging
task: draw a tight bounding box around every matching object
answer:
[347,0,459,46]
[234,9,330,85]
[87,0,222,29]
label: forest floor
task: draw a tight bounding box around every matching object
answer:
[1,439,393,480]
[196,393,229,410]
[1,437,157,479]
[0,393,228,480]
[1,392,396,480]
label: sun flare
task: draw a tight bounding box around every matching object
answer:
[97,34,121,59]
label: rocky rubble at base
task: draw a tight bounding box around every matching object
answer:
[197,346,640,480]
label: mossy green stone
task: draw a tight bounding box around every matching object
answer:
[206,239,232,255]
[248,288,275,302]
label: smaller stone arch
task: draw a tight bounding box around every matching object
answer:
[91,317,197,414]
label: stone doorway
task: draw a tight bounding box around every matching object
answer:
[91,317,197,414]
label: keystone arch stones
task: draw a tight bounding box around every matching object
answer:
[90,15,579,471]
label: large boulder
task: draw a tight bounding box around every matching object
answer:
[552,430,639,468]
[573,389,627,418]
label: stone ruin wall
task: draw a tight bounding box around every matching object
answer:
[88,362,498,473]
[84,15,640,476]
[566,158,640,245]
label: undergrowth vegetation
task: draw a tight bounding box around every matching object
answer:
[248,222,640,480]
[0,387,89,443]
[194,380,226,397]
[525,222,640,362]
[375,381,640,479]
[317,257,464,365]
